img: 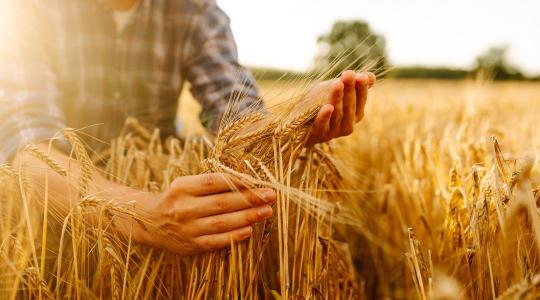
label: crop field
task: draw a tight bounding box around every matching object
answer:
[1,78,540,299]
[179,78,540,298]
[333,79,540,299]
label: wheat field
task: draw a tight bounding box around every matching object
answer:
[1,78,540,299]
[335,79,540,299]
[181,78,540,298]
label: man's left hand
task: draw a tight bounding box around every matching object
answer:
[306,70,376,145]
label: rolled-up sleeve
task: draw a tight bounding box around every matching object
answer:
[184,1,264,132]
[0,1,66,163]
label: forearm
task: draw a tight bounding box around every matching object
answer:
[10,143,276,255]
[11,143,149,239]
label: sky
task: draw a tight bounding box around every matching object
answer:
[218,0,540,75]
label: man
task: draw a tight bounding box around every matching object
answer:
[0,0,375,255]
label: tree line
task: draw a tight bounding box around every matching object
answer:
[252,21,539,81]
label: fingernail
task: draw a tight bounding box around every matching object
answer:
[239,226,252,238]
[356,73,368,83]
[344,74,355,85]
[257,206,273,218]
[262,189,276,203]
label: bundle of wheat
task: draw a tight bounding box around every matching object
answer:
[0,90,361,299]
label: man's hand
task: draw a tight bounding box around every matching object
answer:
[306,71,376,145]
[14,144,275,256]
[133,173,276,255]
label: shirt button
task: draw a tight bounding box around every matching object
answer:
[114,91,121,99]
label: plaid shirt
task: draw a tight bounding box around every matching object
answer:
[0,0,261,162]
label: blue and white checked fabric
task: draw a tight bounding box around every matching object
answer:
[0,0,261,162]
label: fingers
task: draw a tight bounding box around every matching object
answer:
[309,104,334,144]
[193,188,276,218]
[355,72,370,122]
[340,70,357,134]
[171,173,248,196]
[191,205,273,236]
[327,79,344,134]
[194,226,253,252]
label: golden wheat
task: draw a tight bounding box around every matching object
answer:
[0,79,539,299]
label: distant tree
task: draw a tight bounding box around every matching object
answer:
[388,66,469,80]
[474,46,525,80]
[315,21,388,78]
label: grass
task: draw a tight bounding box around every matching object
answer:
[1,78,540,299]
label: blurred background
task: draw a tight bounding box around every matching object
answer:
[218,0,540,81]
[179,0,540,135]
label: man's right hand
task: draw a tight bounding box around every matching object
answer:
[131,173,276,255]
[13,144,272,256]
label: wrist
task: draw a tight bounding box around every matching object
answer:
[95,178,155,244]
